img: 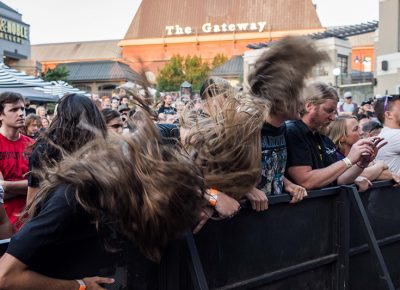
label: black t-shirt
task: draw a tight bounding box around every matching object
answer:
[158,106,177,115]
[285,120,338,182]
[7,185,122,280]
[258,123,287,195]
[28,140,62,188]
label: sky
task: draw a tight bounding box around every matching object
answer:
[2,0,379,45]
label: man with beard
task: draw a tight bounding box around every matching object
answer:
[0,92,32,227]
[285,82,378,190]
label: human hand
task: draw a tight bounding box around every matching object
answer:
[245,187,268,211]
[347,139,375,164]
[193,207,214,234]
[368,137,387,160]
[215,191,241,217]
[284,181,307,203]
[354,176,372,192]
[391,173,400,187]
[82,277,114,290]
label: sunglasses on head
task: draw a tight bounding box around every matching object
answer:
[383,95,400,112]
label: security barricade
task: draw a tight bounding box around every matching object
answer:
[0,181,399,290]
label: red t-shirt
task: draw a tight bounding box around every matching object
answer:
[0,133,33,225]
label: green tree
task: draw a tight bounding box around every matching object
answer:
[41,65,69,83]
[184,55,210,91]
[211,54,228,69]
[156,54,229,92]
[156,55,185,91]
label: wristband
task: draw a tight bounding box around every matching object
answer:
[208,188,218,207]
[342,157,353,169]
[76,279,86,290]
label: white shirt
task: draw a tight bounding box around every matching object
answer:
[376,127,400,174]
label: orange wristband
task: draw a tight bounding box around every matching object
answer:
[208,188,218,207]
[76,279,86,290]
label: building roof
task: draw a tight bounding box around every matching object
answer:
[211,56,243,77]
[58,61,141,82]
[0,1,20,14]
[124,0,322,40]
[311,21,378,40]
[247,21,379,49]
[31,40,122,62]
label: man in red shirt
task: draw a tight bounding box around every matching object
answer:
[0,92,32,227]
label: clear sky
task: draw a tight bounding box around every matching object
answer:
[3,0,379,44]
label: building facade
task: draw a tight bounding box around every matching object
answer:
[375,0,400,95]
[119,0,324,75]
[0,2,39,75]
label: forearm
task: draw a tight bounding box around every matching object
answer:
[0,254,78,290]
[3,180,28,199]
[376,169,394,181]
[360,164,385,181]
[26,187,39,205]
[337,165,364,185]
[0,207,12,240]
[1,271,77,290]
[290,161,348,190]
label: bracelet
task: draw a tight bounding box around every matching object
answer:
[208,188,218,207]
[342,157,353,169]
[76,279,86,290]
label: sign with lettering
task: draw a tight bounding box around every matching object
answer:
[165,21,267,36]
[0,17,29,44]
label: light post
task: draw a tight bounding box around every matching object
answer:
[354,55,370,83]
[333,67,341,89]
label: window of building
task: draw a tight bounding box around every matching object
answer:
[337,54,348,76]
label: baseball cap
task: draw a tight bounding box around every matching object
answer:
[344,92,352,98]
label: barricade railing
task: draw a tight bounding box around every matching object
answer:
[0,181,399,290]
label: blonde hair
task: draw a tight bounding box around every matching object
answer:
[326,115,357,153]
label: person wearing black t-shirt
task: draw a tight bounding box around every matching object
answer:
[158,95,176,115]
[285,82,377,190]
[0,106,204,289]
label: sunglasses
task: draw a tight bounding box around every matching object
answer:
[383,95,400,112]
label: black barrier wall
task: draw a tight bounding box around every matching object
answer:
[182,181,400,290]
[1,182,399,290]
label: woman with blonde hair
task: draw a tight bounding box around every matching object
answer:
[326,115,400,187]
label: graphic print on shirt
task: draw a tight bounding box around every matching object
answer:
[259,134,287,195]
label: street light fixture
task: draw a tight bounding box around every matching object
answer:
[333,67,341,89]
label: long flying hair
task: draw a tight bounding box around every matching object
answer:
[182,92,266,199]
[25,96,205,262]
[248,36,329,119]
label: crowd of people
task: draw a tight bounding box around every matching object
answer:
[0,36,399,289]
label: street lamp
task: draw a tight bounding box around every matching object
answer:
[354,55,370,83]
[333,67,341,89]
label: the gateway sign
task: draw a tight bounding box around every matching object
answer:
[165,21,267,36]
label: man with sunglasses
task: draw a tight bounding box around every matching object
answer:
[375,95,400,174]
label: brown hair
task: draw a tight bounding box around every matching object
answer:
[25,111,205,261]
[182,94,266,199]
[301,82,339,116]
[374,95,400,124]
[248,36,329,118]
[25,114,42,132]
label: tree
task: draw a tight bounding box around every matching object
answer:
[211,54,228,69]
[41,65,69,83]
[156,54,229,92]
[184,55,210,91]
[156,55,185,92]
